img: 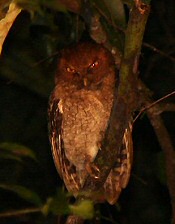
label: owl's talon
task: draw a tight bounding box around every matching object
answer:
[86,163,100,179]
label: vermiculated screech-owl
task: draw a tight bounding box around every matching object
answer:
[48,42,133,204]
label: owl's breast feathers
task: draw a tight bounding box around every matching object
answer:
[49,81,113,181]
[49,75,133,205]
[60,91,113,182]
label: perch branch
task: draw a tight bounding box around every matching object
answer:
[66,1,150,223]
[82,0,150,194]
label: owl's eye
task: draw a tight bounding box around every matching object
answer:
[88,61,99,71]
[66,67,76,73]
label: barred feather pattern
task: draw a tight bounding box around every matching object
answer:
[104,125,133,204]
[49,97,81,194]
[48,93,133,204]
[48,42,133,205]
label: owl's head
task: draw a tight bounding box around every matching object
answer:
[55,42,115,89]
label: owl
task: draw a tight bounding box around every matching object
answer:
[48,42,133,204]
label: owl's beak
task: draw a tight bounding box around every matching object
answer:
[83,78,88,86]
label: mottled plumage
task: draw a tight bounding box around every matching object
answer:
[48,42,133,204]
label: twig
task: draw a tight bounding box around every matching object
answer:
[133,90,175,123]
[138,82,175,224]
[158,103,175,113]
[147,105,175,224]
[0,207,41,218]
[31,51,59,67]
[143,43,175,63]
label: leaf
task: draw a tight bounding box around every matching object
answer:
[0,0,11,20]
[103,0,126,28]
[42,191,94,219]
[42,197,54,216]
[0,142,37,161]
[69,200,94,220]
[42,0,67,12]
[90,0,125,51]
[0,184,42,206]
[49,189,70,215]
[0,152,22,162]
[15,0,67,14]
[14,0,42,14]
[0,2,21,54]
[91,0,126,28]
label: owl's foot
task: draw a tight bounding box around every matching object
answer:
[86,162,100,179]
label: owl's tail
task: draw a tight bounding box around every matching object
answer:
[104,126,133,205]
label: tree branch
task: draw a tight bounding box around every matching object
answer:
[82,0,150,195]
[138,82,175,224]
[66,1,150,223]
[148,107,175,224]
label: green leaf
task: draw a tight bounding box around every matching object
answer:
[49,189,70,215]
[69,200,94,220]
[0,184,42,206]
[0,152,22,162]
[103,0,126,28]
[14,0,42,14]
[46,191,94,219]
[0,142,37,161]
[90,0,125,51]
[41,0,67,12]
[91,0,126,28]
[42,197,54,216]
[15,0,67,14]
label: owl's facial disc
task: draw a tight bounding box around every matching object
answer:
[65,60,101,88]
[66,66,89,87]
[66,65,81,79]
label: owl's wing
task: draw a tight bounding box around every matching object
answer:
[104,125,133,205]
[48,96,80,194]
